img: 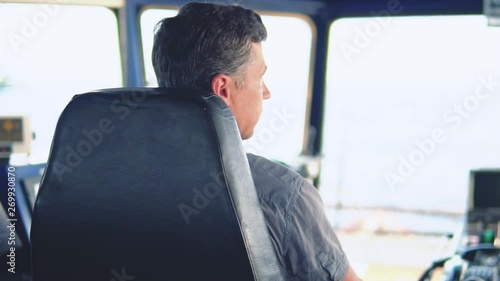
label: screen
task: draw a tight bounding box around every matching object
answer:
[472,171,500,209]
[0,118,23,142]
[485,0,500,26]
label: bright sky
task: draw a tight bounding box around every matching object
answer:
[321,15,500,213]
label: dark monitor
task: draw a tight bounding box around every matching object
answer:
[485,0,500,26]
[468,170,500,210]
[0,116,31,159]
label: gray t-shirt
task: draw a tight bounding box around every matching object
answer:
[247,153,349,281]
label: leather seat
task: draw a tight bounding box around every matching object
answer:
[31,88,283,281]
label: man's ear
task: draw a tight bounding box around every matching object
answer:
[211,73,232,106]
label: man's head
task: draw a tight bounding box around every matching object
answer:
[152,2,271,139]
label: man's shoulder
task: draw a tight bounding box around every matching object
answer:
[246,153,302,185]
[246,153,304,207]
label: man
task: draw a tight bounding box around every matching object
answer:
[152,2,361,280]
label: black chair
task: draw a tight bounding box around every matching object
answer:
[31,88,284,281]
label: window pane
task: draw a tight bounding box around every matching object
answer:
[140,8,179,87]
[140,9,313,162]
[0,4,122,164]
[322,16,500,222]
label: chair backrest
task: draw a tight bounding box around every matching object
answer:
[31,88,283,281]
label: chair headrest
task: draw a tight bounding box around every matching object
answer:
[31,88,283,281]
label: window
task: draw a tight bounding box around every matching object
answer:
[140,8,314,163]
[140,8,178,87]
[322,16,500,223]
[0,3,122,164]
